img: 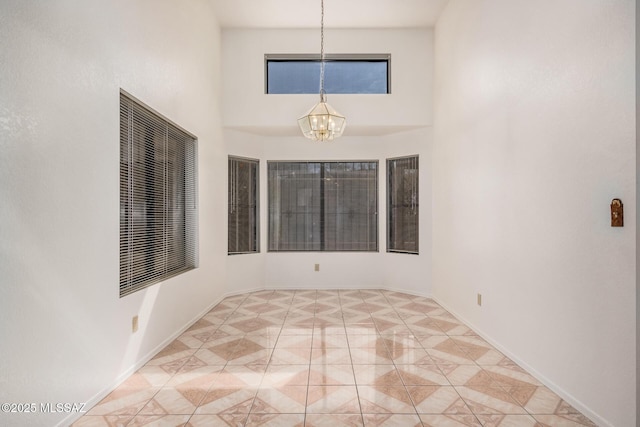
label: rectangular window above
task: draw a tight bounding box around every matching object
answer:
[119,91,198,297]
[268,161,378,252]
[228,156,259,254]
[265,54,390,94]
[387,155,419,254]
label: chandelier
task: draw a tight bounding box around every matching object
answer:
[297,0,346,141]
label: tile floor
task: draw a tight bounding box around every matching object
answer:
[73,290,597,426]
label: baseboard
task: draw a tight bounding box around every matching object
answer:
[430,296,609,427]
[59,294,228,427]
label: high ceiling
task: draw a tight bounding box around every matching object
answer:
[209,0,450,29]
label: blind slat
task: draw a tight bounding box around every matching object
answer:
[120,92,198,297]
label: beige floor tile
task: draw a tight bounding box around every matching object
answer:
[262,364,310,387]
[389,347,432,364]
[311,347,353,365]
[475,414,540,427]
[275,335,313,349]
[128,366,175,388]
[357,385,416,414]
[244,413,306,426]
[313,334,350,348]
[126,414,191,426]
[138,386,205,415]
[380,334,422,349]
[75,290,596,427]
[309,364,356,385]
[71,415,133,427]
[406,386,473,415]
[188,413,249,426]
[269,347,311,364]
[306,385,361,414]
[251,385,307,413]
[353,364,403,386]
[505,386,577,415]
[216,365,266,387]
[348,335,389,348]
[194,387,257,415]
[305,413,365,427]
[483,365,543,388]
[532,414,598,426]
[455,386,527,415]
[350,347,394,365]
[396,364,450,386]
[362,413,422,426]
[419,414,483,426]
[86,387,160,416]
[438,364,501,388]
[166,365,222,388]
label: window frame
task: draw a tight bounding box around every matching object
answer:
[119,90,198,297]
[386,155,419,255]
[267,160,379,253]
[228,156,260,255]
[264,53,391,95]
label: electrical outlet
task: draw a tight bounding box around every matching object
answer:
[477,294,482,306]
[314,263,320,272]
[132,315,139,333]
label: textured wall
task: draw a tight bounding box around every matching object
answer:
[0,1,225,425]
[433,1,635,425]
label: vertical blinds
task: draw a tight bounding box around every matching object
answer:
[268,161,378,252]
[387,155,419,254]
[119,92,198,297]
[228,157,259,254]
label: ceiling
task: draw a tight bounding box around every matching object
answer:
[209,0,450,29]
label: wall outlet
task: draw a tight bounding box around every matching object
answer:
[132,315,139,333]
[314,263,320,272]
[477,294,482,306]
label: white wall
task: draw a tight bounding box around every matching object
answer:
[433,1,635,426]
[222,28,433,296]
[0,1,225,426]
[222,28,432,134]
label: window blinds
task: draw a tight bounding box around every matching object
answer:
[268,161,378,252]
[228,157,259,254]
[119,92,197,297]
[387,155,419,254]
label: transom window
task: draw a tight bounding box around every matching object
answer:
[265,54,390,94]
[268,161,378,252]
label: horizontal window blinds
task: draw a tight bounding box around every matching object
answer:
[387,155,419,254]
[119,92,197,297]
[268,161,378,252]
[228,157,259,254]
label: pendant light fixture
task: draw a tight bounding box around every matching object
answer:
[297,0,346,141]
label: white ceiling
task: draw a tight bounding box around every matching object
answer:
[209,0,450,29]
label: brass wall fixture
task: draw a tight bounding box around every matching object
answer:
[610,198,623,227]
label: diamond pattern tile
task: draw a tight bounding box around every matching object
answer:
[74,290,597,426]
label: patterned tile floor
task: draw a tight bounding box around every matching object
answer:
[74,290,597,426]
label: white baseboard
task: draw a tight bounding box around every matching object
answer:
[59,294,227,427]
[430,296,609,427]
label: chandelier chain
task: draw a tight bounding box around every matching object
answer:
[320,0,325,101]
